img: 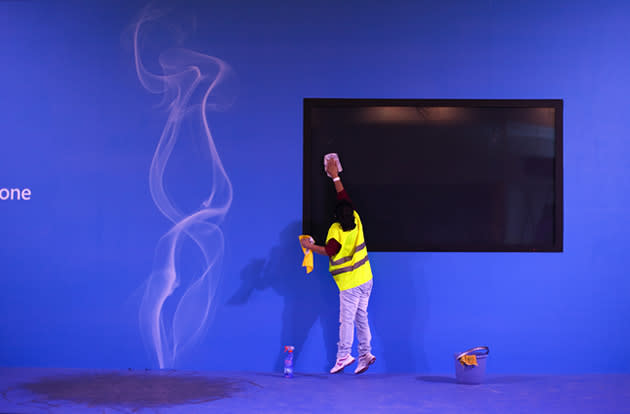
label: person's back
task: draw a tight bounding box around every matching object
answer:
[327,210,373,291]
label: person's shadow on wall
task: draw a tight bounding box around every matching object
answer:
[228,221,339,372]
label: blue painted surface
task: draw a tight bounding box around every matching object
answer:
[1,368,629,413]
[0,0,629,374]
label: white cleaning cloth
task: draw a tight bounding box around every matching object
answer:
[324,153,343,178]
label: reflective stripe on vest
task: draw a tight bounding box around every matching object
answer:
[329,242,366,266]
[330,254,369,276]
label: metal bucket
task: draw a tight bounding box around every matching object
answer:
[454,346,489,384]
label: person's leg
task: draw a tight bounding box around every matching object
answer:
[354,279,376,374]
[355,279,373,357]
[330,285,362,373]
[337,285,361,359]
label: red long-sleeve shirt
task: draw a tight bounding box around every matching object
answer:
[324,189,352,257]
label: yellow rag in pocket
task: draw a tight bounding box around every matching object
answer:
[459,355,478,366]
[299,235,314,274]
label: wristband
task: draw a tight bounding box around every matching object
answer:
[333,177,340,182]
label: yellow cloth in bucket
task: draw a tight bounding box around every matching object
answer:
[299,235,314,274]
[459,355,478,366]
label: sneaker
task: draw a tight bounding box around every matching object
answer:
[330,355,356,374]
[354,353,376,374]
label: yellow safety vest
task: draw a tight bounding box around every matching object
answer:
[326,211,373,291]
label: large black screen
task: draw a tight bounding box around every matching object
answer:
[303,99,563,252]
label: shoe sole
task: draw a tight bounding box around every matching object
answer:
[330,357,356,374]
[354,356,376,375]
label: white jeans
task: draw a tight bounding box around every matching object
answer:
[337,279,373,359]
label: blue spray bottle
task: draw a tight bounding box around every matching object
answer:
[284,346,295,378]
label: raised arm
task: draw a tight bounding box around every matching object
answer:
[326,157,352,204]
[299,157,347,257]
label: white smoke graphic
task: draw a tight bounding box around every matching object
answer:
[132,6,235,368]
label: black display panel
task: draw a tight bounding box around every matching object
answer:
[303,99,563,252]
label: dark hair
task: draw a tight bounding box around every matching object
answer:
[334,200,356,231]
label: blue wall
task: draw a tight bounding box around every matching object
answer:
[1,0,629,374]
